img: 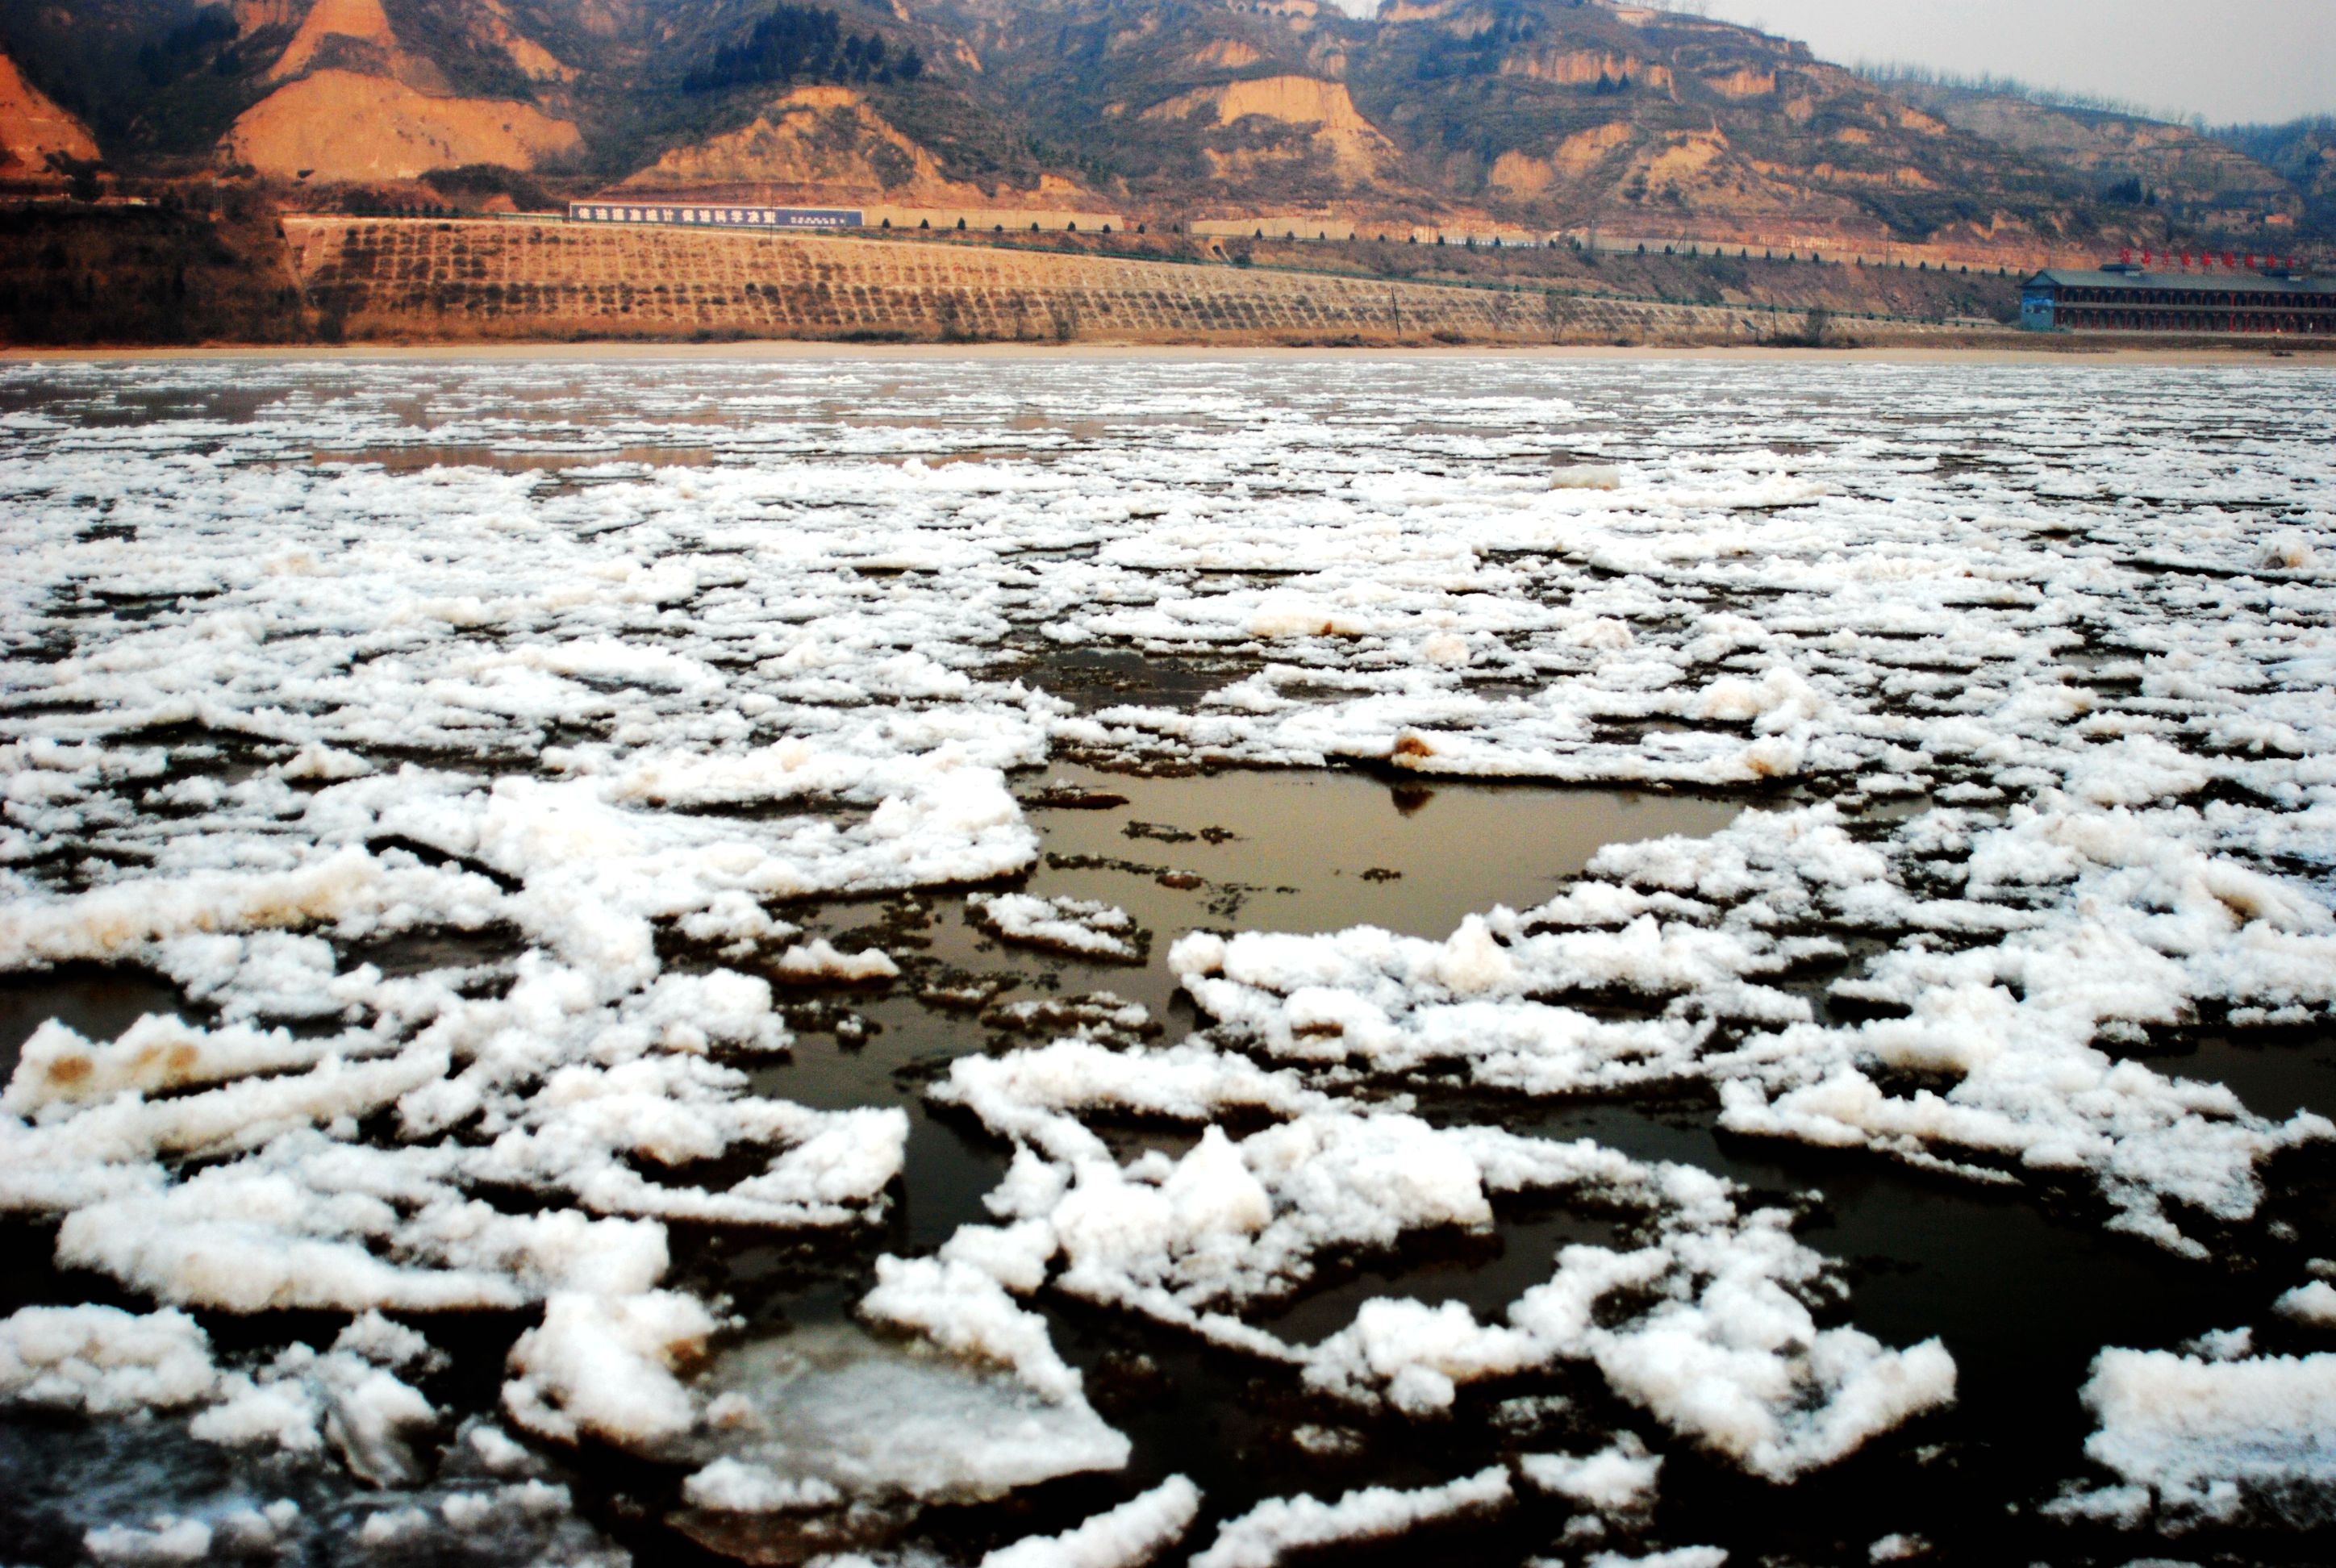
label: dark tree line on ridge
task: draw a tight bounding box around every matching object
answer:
[682,4,924,95]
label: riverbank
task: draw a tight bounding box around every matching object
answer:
[6,339,2327,365]
[8,208,2330,357]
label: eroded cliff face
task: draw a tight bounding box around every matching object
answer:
[267,0,403,81]
[229,70,582,180]
[1138,75,1410,190]
[628,86,970,198]
[1500,45,1672,94]
[225,0,582,181]
[234,0,309,31]
[1339,7,2114,252]
[621,85,1123,223]
[2297,134,2336,211]
[1887,81,2304,234]
[0,50,100,176]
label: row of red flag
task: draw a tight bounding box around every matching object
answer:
[2121,248,2296,273]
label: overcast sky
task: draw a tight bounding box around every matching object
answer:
[1690,0,2334,125]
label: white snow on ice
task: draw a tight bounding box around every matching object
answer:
[2067,1345,2336,1527]
[1190,1466,1512,1568]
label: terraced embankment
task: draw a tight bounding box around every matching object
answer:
[287,216,1985,347]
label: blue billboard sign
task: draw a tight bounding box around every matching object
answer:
[567,203,865,231]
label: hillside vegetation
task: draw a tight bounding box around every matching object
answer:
[0,193,308,340]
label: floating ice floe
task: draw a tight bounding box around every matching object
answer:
[1191,1466,1512,1568]
[2277,1269,2336,1328]
[973,892,1151,962]
[978,1475,1202,1568]
[1517,1435,1662,1513]
[677,1323,1128,1503]
[0,1303,218,1416]
[2054,1345,2336,1528]
[1578,1548,1728,1568]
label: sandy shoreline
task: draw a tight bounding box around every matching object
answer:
[2,339,2328,368]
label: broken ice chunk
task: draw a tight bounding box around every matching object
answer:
[773,938,899,983]
[681,1324,1130,1504]
[2073,1345,2336,1527]
[971,894,1149,964]
[1518,1433,1662,1513]
[1190,1466,1511,1568]
[978,1475,1203,1568]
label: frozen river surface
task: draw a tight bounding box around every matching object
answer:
[0,356,2332,1567]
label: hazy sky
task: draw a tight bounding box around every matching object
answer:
[1692,0,2335,124]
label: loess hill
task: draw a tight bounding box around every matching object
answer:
[1,0,2329,259]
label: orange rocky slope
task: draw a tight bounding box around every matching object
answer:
[629,86,1016,205]
[266,0,405,80]
[0,51,99,177]
[224,0,582,181]
[228,73,581,180]
[1138,76,1413,193]
[620,86,1120,227]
